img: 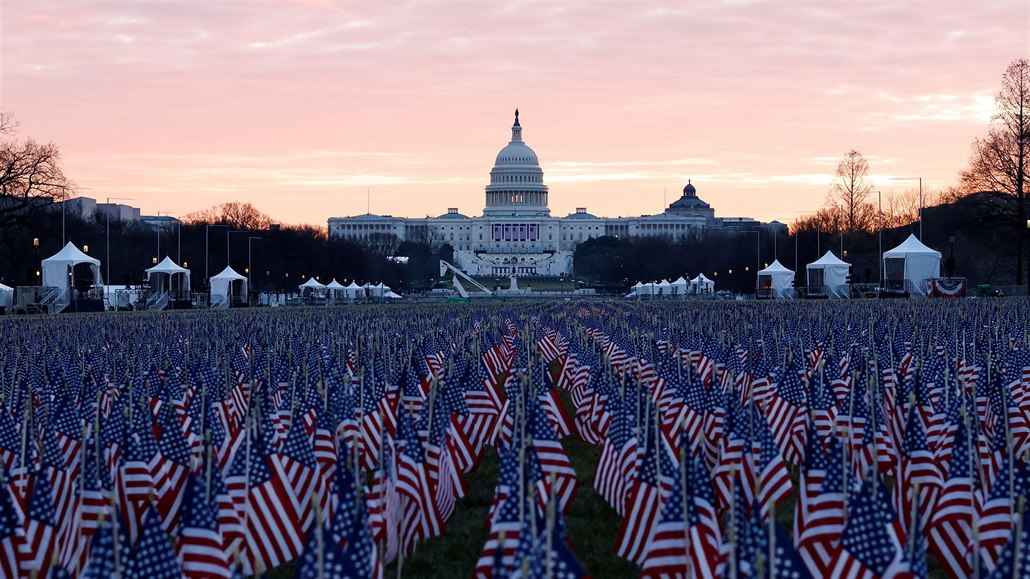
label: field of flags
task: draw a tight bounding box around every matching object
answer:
[0,298,1029,578]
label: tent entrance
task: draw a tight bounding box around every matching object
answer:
[884,258,906,291]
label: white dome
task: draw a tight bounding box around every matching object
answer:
[484,110,549,217]
[494,142,539,165]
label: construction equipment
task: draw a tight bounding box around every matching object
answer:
[439,260,494,298]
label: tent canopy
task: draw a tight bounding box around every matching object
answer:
[0,282,12,309]
[326,279,345,289]
[299,278,326,289]
[882,234,941,294]
[41,242,103,290]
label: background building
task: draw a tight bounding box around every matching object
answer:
[329,111,784,276]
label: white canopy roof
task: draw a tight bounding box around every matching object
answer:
[41,242,103,290]
[691,273,714,284]
[808,250,850,267]
[883,233,942,259]
[0,282,12,292]
[299,277,326,290]
[0,283,11,309]
[346,281,363,289]
[672,276,688,285]
[326,279,345,289]
[146,256,188,276]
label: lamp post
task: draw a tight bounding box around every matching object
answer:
[104,197,133,287]
[33,237,40,284]
[890,176,923,239]
[741,230,760,295]
[204,223,230,287]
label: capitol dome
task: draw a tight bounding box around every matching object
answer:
[484,110,549,216]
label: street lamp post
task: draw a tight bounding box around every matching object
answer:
[741,230,760,295]
[105,197,134,287]
[891,177,923,239]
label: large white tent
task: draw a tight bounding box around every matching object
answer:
[758,260,795,299]
[882,234,941,295]
[145,257,191,299]
[41,242,103,293]
[691,274,714,294]
[210,266,247,308]
[806,251,851,298]
[299,277,326,298]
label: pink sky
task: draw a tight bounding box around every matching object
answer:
[2,1,1028,226]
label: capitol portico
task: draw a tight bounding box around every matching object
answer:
[328,111,784,276]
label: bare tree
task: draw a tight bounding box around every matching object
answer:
[184,201,273,230]
[960,59,1030,285]
[828,150,874,242]
[0,111,74,229]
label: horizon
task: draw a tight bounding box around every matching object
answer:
[2,1,1028,226]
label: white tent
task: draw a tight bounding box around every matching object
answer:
[364,282,390,298]
[691,274,714,294]
[210,266,247,308]
[145,257,191,299]
[656,279,672,295]
[345,281,366,299]
[669,276,689,296]
[0,282,12,310]
[806,251,851,298]
[882,234,941,295]
[326,279,346,300]
[757,260,795,299]
[384,290,402,299]
[41,242,103,293]
[299,277,327,298]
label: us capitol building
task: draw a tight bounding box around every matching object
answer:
[328,111,784,277]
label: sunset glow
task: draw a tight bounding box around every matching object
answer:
[2,1,1027,225]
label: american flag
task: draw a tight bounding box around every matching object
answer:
[19,471,57,576]
[615,419,671,565]
[177,473,234,578]
[893,402,943,536]
[766,359,809,465]
[125,506,182,578]
[797,436,847,577]
[295,521,360,579]
[0,473,20,579]
[927,419,978,578]
[828,478,909,579]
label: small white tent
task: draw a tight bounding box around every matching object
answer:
[670,276,689,296]
[299,277,326,298]
[758,260,795,299]
[806,251,851,298]
[345,281,366,299]
[210,266,247,308]
[326,279,346,301]
[41,242,103,294]
[364,282,391,298]
[145,257,191,299]
[691,274,715,294]
[0,282,12,310]
[656,279,672,295]
[882,234,941,295]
